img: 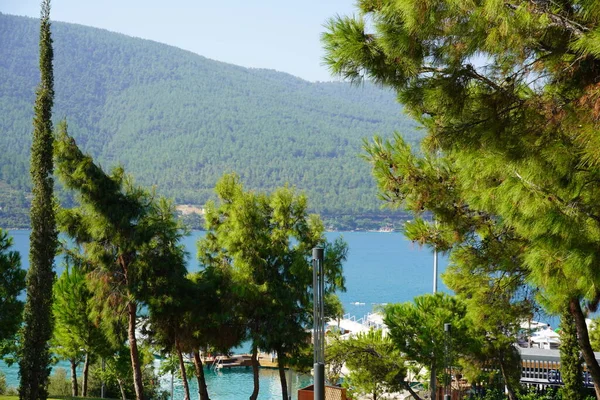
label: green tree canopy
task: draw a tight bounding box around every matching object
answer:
[324,0,600,395]
[362,134,532,399]
[385,293,470,400]
[327,329,408,400]
[52,258,108,397]
[198,173,347,400]
[54,122,188,400]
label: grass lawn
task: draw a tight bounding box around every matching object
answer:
[0,397,114,400]
[0,398,64,400]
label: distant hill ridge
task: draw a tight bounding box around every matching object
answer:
[0,13,419,229]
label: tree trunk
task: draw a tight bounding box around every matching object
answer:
[430,364,436,400]
[193,350,211,400]
[499,360,518,400]
[569,297,600,399]
[176,340,191,400]
[101,357,106,399]
[250,344,260,400]
[70,358,78,397]
[402,382,423,400]
[117,378,127,400]
[276,348,288,400]
[83,352,90,397]
[128,300,145,400]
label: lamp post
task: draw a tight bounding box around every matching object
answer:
[431,221,439,399]
[444,323,452,400]
[313,247,325,400]
[433,247,438,293]
[433,217,439,294]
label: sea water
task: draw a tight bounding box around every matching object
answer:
[2,230,447,399]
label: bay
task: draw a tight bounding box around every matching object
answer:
[2,229,448,399]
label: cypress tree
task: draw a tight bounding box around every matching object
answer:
[560,307,585,400]
[19,1,57,399]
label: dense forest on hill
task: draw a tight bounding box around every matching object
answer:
[0,13,420,229]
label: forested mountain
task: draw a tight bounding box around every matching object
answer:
[0,13,419,229]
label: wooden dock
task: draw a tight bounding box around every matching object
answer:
[214,354,253,369]
[206,353,282,370]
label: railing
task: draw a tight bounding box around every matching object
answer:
[211,356,223,371]
[520,359,595,388]
[341,312,385,330]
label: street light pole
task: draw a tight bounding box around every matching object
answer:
[313,247,325,400]
[433,247,438,293]
[444,323,452,400]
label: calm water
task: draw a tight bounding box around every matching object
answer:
[2,230,448,399]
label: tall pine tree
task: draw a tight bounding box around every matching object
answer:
[54,124,189,400]
[324,0,600,396]
[19,1,57,398]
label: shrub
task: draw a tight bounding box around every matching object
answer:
[0,371,6,394]
[6,386,18,396]
[47,367,72,396]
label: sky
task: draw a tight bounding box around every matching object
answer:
[0,0,358,82]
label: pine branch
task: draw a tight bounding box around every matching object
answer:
[421,65,503,91]
[505,1,589,36]
[512,170,600,224]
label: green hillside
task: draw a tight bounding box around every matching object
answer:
[0,13,419,229]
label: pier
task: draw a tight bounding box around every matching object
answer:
[207,352,282,370]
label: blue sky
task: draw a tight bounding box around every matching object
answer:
[1,0,357,82]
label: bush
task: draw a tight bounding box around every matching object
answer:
[47,367,72,396]
[6,386,18,396]
[0,371,6,394]
[480,389,506,400]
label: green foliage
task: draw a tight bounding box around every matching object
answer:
[324,0,600,393]
[198,173,347,398]
[385,293,470,399]
[54,123,188,399]
[0,182,30,228]
[53,263,93,359]
[324,292,344,321]
[559,308,585,400]
[0,230,25,343]
[322,0,600,299]
[47,368,70,397]
[471,389,509,400]
[590,318,600,351]
[0,13,420,229]
[469,387,595,400]
[0,372,6,395]
[385,293,470,371]
[19,1,57,398]
[85,345,166,400]
[52,259,109,397]
[145,274,196,400]
[327,329,405,400]
[517,387,560,400]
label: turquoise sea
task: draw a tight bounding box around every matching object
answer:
[1,230,448,399]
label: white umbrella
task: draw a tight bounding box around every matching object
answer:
[520,320,549,331]
[532,327,560,339]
